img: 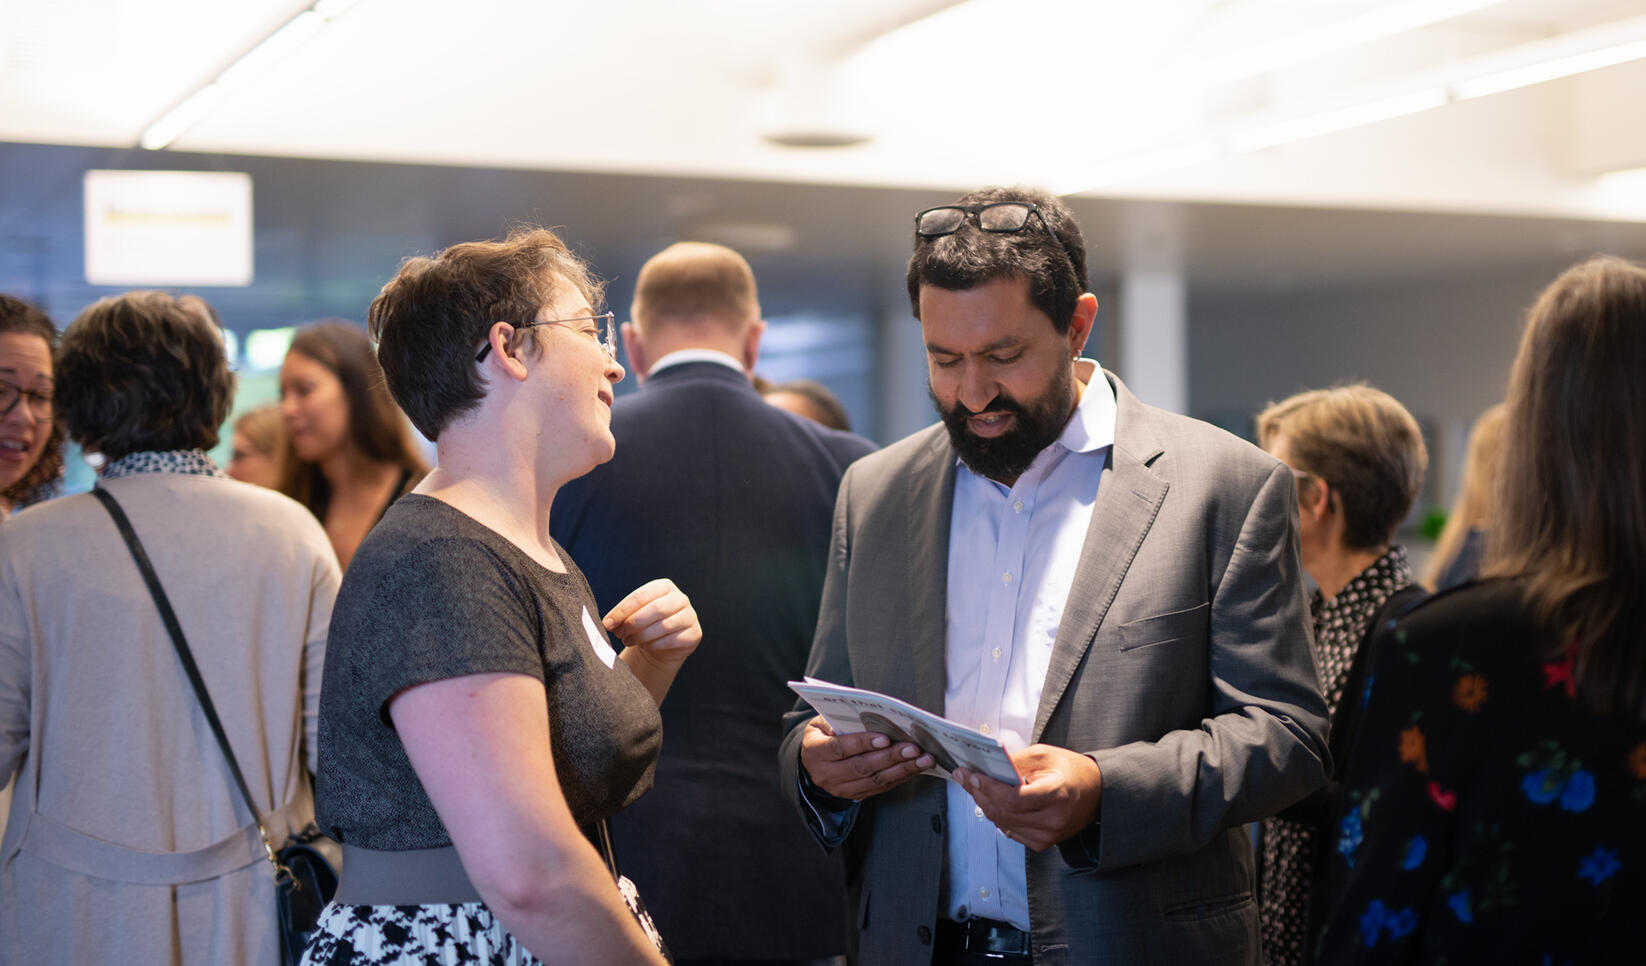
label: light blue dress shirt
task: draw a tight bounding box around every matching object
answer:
[941,359,1116,929]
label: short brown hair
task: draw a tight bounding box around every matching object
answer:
[630,242,760,335]
[1491,255,1646,719]
[369,227,605,440]
[57,291,234,460]
[1257,384,1427,550]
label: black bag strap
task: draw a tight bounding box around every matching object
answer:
[91,486,289,879]
[596,818,620,880]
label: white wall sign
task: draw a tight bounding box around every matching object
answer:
[83,170,254,287]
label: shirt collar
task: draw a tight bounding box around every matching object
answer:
[647,348,746,378]
[1059,358,1116,455]
[99,449,226,481]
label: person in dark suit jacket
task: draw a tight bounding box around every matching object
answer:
[551,241,876,966]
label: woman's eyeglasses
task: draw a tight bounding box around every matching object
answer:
[0,380,53,423]
[475,312,618,362]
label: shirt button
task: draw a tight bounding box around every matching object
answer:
[979,723,992,736]
[991,647,1002,661]
[979,887,991,899]
[1013,500,1024,513]
[974,805,984,819]
[917,925,932,945]
[1002,572,1013,585]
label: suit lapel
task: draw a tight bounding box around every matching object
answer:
[1033,376,1169,741]
[904,429,957,715]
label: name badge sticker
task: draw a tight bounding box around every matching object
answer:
[582,606,618,668]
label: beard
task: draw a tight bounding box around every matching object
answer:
[931,367,1074,484]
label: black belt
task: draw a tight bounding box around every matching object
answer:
[935,917,1032,961]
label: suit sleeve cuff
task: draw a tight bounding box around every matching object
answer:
[1055,753,1103,868]
[798,765,859,849]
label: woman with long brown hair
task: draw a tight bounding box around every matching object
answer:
[1318,256,1646,963]
[278,321,427,569]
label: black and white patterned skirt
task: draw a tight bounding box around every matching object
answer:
[300,901,544,965]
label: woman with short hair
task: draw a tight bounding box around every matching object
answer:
[0,290,339,966]
[1254,383,1429,966]
[1318,256,1646,962]
[308,227,700,965]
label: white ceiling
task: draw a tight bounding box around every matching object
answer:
[5,0,1646,284]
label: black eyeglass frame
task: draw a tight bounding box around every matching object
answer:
[0,379,54,423]
[914,202,1082,281]
[474,311,618,363]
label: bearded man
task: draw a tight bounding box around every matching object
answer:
[779,186,1329,966]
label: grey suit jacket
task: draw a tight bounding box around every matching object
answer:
[779,372,1329,966]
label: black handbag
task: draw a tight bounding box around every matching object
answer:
[93,487,337,966]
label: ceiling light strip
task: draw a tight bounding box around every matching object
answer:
[1452,37,1646,99]
[1198,0,1507,86]
[140,1,363,151]
[1228,89,1449,154]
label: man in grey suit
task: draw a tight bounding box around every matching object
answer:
[779,187,1329,965]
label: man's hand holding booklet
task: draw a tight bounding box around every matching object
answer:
[788,677,1021,785]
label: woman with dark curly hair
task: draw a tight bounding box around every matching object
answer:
[0,291,340,966]
[278,320,427,569]
[0,294,63,517]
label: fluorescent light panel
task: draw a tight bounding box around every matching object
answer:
[1229,89,1448,154]
[141,1,363,150]
[216,11,324,90]
[139,85,223,151]
[1196,0,1506,86]
[1452,37,1646,99]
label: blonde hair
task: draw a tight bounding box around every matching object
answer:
[1422,402,1507,589]
[233,402,284,460]
[630,242,759,335]
[1256,384,1427,550]
[1489,256,1646,719]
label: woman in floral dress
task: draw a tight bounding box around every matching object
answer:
[1317,256,1646,963]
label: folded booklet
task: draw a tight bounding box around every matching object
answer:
[788,677,1021,785]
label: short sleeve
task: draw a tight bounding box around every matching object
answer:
[348,537,546,725]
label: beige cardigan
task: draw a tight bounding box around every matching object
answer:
[0,472,339,966]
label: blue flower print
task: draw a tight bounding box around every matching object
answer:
[1578,847,1621,887]
[1401,835,1428,870]
[1338,809,1365,865]
[1448,890,1473,923]
[1522,768,1561,804]
[1386,907,1418,940]
[1560,769,1596,813]
[1360,901,1389,948]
